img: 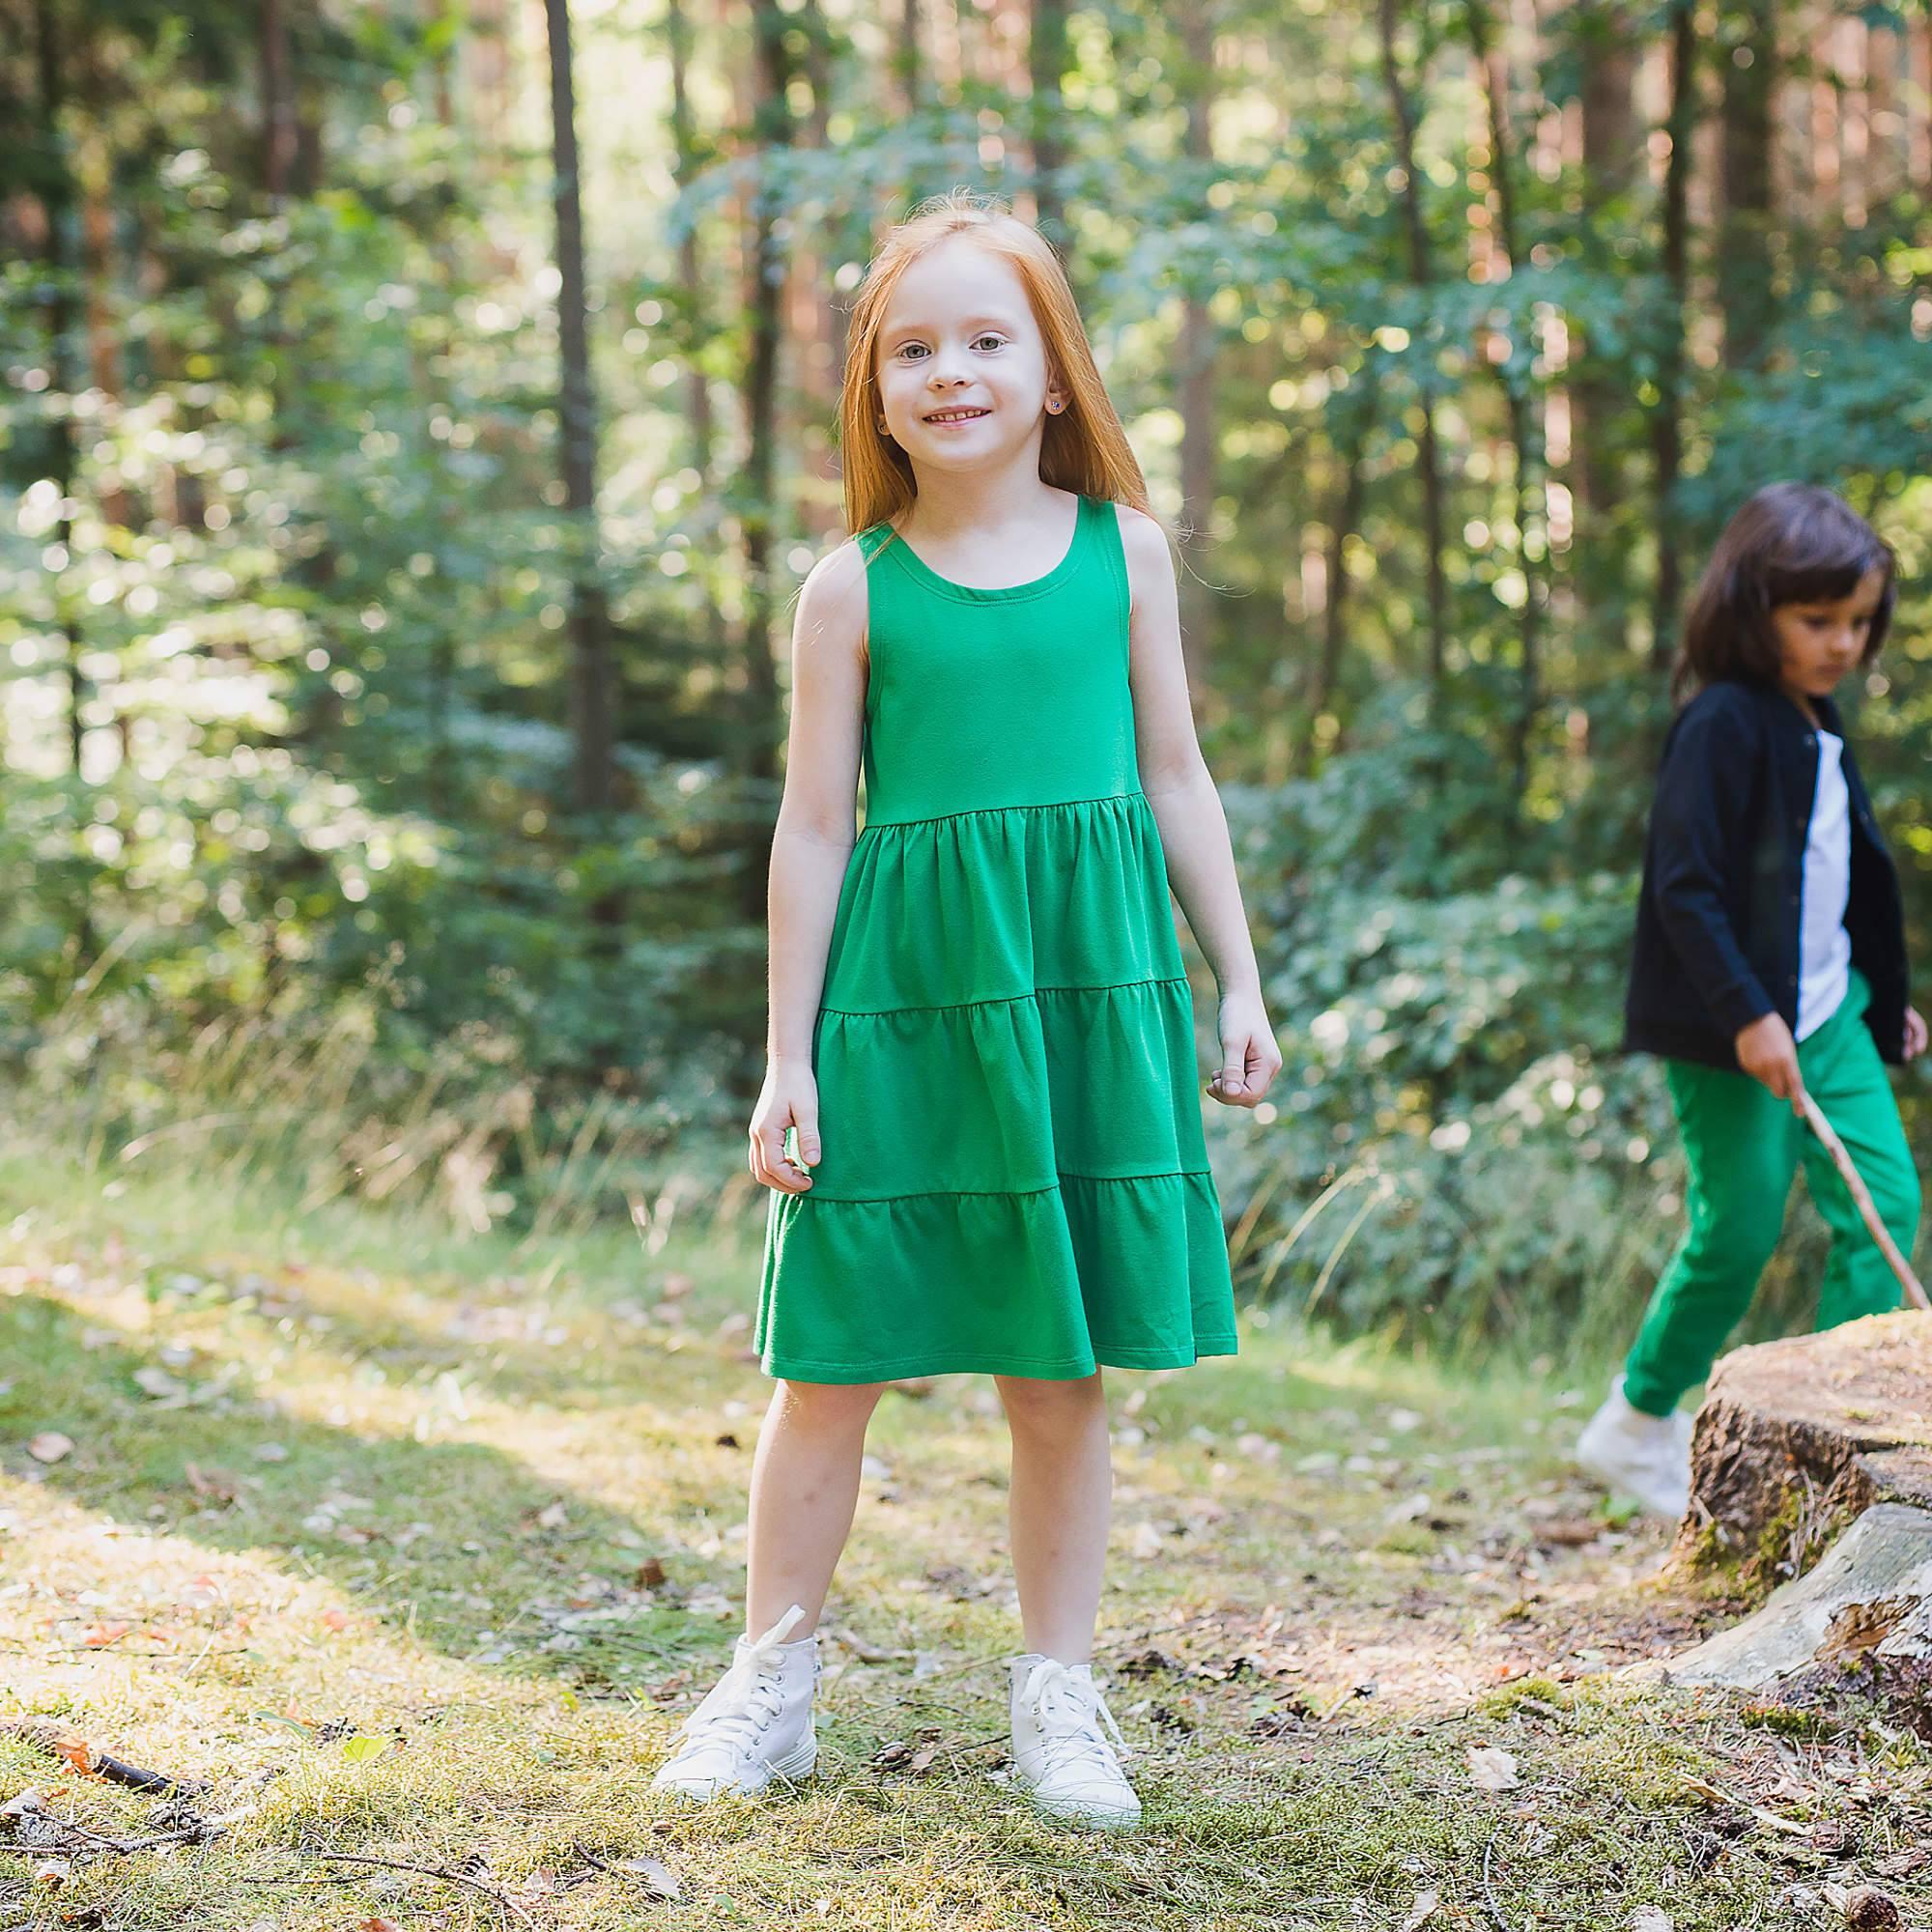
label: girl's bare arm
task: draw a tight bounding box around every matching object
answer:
[1117,505,1280,1105]
[751,541,869,1192]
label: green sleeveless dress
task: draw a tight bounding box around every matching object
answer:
[756,493,1237,1382]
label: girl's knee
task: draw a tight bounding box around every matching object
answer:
[996,1371,1104,1430]
[773,1378,887,1430]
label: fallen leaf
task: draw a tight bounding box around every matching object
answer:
[132,1366,189,1401]
[339,1736,390,1763]
[633,1557,668,1591]
[1630,1910,1672,1932]
[358,1918,401,1932]
[533,1500,569,1531]
[0,1790,46,1819]
[31,1857,70,1889]
[50,1737,92,1775]
[185,1463,240,1505]
[81,1622,131,1649]
[616,1856,682,1900]
[1403,1889,1440,1932]
[318,1608,351,1633]
[253,1441,290,1463]
[1467,1746,1520,1791]
[27,1433,73,1464]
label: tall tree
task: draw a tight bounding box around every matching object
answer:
[1375,0,1449,707]
[1573,0,1637,541]
[1029,0,1069,250]
[260,0,297,200]
[543,0,615,815]
[1465,0,1543,808]
[1719,0,1776,372]
[1650,0,1696,666]
[894,0,922,115]
[1175,2,1218,694]
[736,0,795,921]
[32,0,84,785]
[667,0,715,487]
[1307,363,1378,735]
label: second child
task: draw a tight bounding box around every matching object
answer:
[1578,481,1924,1519]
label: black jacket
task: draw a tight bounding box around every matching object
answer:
[1623,679,1908,1071]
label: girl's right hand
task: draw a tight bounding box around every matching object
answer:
[1735,1011,1805,1114]
[750,1059,821,1194]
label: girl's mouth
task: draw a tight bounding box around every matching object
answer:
[922,407,990,426]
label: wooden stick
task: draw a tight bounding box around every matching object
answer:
[1799,1089,1932,1311]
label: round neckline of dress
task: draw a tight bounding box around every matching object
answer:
[881,495,1090,603]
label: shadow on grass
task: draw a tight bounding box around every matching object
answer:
[0,1291,732,1688]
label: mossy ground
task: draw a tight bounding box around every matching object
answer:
[3,1137,1929,1929]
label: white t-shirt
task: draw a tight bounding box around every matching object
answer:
[1797,727,1854,1040]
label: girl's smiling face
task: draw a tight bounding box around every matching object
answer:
[1771,564,1889,700]
[873,237,1064,469]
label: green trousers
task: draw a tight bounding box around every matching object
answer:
[1624,970,1920,1417]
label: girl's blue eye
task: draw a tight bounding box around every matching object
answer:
[972,333,1006,351]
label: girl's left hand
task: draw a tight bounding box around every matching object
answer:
[1906,1008,1927,1060]
[1207,988,1282,1108]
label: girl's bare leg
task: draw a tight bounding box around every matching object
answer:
[997,1370,1112,1660]
[744,1378,886,1634]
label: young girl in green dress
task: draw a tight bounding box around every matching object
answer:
[652,192,1281,1829]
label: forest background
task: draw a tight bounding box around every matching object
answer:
[5,0,1931,1364]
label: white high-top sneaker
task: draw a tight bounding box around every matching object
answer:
[1575,1377,1692,1522]
[1009,1654,1140,1831]
[651,1605,819,1801]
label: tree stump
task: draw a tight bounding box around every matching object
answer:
[1676,1311,1932,1581]
[1642,1501,1932,1692]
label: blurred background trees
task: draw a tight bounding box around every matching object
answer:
[3,0,1928,1352]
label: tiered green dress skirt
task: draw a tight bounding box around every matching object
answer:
[756,492,1237,1382]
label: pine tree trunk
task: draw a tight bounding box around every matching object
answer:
[543,0,615,817]
[33,0,85,785]
[895,0,922,113]
[1376,0,1448,710]
[1029,0,1068,249]
[667,0,715,486]
[1649,0,1695,668]
[1719,0,1776,372]
[1307,367,1378,733]
[1175,3,1217,695]
[1466,0,1542,809]
[1573,1,1635,539]
[260,0,298,200]
[741,0,790,780]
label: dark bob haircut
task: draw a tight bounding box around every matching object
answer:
[1674,481,1896,702]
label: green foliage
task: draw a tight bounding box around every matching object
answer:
[5,0,1932,1357]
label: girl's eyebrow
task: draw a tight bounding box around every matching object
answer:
[881,310,1023,337]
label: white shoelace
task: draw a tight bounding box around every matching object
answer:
[1017,1656,1130,1777]
[672,1604,809,1760]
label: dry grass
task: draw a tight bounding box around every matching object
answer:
[3,1125,1930,1930]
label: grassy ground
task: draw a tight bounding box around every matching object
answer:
[3,1134,1930,1931]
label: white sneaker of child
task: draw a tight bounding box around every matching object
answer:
[651,1604,818,1801]
[1575,1376,1691,1522]
[1009,1654,1141,1831]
